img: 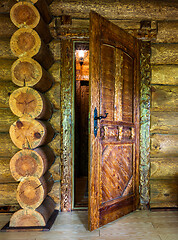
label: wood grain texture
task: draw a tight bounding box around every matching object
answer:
[89,11,101,231]
[71,19,141,30]
[48,61,61,83]
[122,53,133,123]
[9,87,52,120]
[49,40,61,61]
[0,59,15,81]
[100,44,115,121]
[89,11,140,230]
[151,85,178,112]
[10,196,56,227]
[49,110,61,132]
[0,133,18,157]
[0,0,52,22]
[0,179,59,211]
[60,39,73,212]
[31,0,52,24]
[9,118,55,149]
[0,108,18,132]
[0,38,16,60]
[151,65,178,85]
[151,134,178,157]
[139,42,151,209]
[150,158,178,179]
[49,156,61,181]
[48,133,61,156]
[151,44,178,64]
[150,111,178,134]
[10,27,54,70]
[10,146,55,181]
[0,81,18,108]
[10,2,52,43]
[101,144,133,203]
[11,57,53,92]
[0,183,18,206]
[150,179,178,208]
[0,14,17,38]
[0,157,16,183]
[48,181,61,209]
[0,0,16,14]
[156,21,178,43]
[16,175,52,209]
[50,0,178,20]
[45,82,60,110]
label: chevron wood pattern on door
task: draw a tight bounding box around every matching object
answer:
[101,144,133,203]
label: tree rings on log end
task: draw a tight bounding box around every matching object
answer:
[10,208,46,226]
[10,2,40,29]
[10,147,55,181]
[9,87,52,120]
[10,2,52,43]
[10,28,54,70]
[16,176,47,209]
[10,27,41,58]
[11,57,53,92]
[10,196,56,227]
[9,118,55,149]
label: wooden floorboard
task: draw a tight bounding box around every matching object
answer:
[0,210,178,239]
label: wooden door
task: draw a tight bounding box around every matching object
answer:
[89,11,140,231]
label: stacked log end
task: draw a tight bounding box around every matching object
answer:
[8,0,56,228]
[11,57,53,92]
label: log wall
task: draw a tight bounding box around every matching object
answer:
[0,0,61,212]
[0,3,18,210]
[150,21,178,208]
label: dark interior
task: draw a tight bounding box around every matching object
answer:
[74,42,89,208]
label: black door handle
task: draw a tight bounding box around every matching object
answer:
[94,112,108,120]
[94,108,108,137]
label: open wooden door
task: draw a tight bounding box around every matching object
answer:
[88,11,140,231]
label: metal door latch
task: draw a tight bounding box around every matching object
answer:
[94,107,108,137]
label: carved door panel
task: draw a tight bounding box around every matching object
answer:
[89,11,140,231]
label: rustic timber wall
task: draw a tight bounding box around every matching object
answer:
[150,21,178,208]
[0,0,177,212]
[0,0,61,212]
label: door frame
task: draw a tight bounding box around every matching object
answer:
[60,34,151,213]
[60,37,89,212]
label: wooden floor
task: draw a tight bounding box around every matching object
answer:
[0,210,178,239]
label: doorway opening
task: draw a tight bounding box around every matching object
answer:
[73,42,89,209]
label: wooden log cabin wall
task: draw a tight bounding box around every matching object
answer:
[0,0,61,224]
[0,0,177,219]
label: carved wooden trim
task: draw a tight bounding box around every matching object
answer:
[60,39,73,211]
[100,124,135,142]
[139,41,151,209]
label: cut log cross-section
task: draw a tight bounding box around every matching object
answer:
[10,146,55,181]
[10,27,54,70]
[10,2,52,43]
[9,118,55,149]
[11,57,53,92]
[7,0,56,229]
[16,174,54,209]
[10,196,56,227]
[9,87,52,120]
